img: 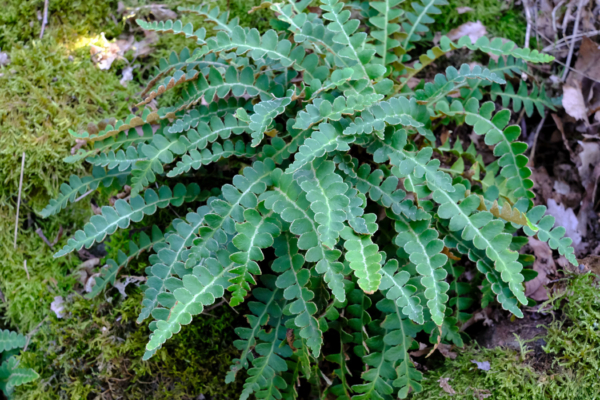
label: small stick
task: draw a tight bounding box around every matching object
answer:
[23,260,30,280]
[40,0,49,39]
[36,228,54,249]
[524,0,532,49]
[562,0,586,81]
[528,112,547,165]
[14,152,26,250]
[74,188,94,203]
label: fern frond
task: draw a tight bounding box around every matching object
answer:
[378,298,424,398]
[320,0,392,94]
[340,219,382,294]
[440,223,523,317]
[144,254,234,355]
[286,122,354,174]
[41,166,129,218]
[343,97,427,138]
[0,357,39,397]
[524,205,578,266]
[351,327,395,399]
[240,296,292,400]
[347,288,373,355]
[402,0,447,50]
[179,4,238,34]
[345,163,429,221]
[460,56,527,101]
[391,213,448,325]
[65,125,155,164]
[86,225,166,299]
[260,168,347,302]
[369,0,404,67]
[432,184,528,305]
[164,66,282,116]
[436,99,534,204]
[297,158,350,249]
[136,19,207,43]
[259,119,312,164]
[414,64,506,107]
[294,94,383,131]
[54,183,201,258]
[137,208,210,323]
[0,330,26,352]
[273,234,323,356]
[491,81,555,117]
[229,208,281,306]
[227,276,282,382]
[379,259,424,324]
[168,98,248,134]
[168,140,256,177]
[185,160,276,282]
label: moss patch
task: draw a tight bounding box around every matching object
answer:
[414,274,600,399]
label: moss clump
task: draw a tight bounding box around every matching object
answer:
[414,274,600,399]
[15,292,244,399]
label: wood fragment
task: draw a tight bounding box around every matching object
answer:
[562,0,586,81]
[23,260,30,280]
[36,228,54,249]
[40,0,49,39]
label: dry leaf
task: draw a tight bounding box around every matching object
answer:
[456,6,473,13]
[525,238,555,301]
[562,84,588,120]
[470,360,491,371]
[447,21,487,44]
[546,199,582,246]
[409,342,429,357]
[51,296,65,318]
[120,66,134,87]
[90,36,134,70]
[438,377,457,395]
[0,51,9,66]
[147,4,177,20]
[437,343,457,359]
[577,141,600,188]
[568,37,600,85]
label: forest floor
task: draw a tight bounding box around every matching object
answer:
[0,0,599,399]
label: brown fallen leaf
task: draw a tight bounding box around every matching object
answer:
[437,343,457,359]
[438,377,457,395]
[447,21,487,44]
[525,238,556,301]
[562,84,588,121]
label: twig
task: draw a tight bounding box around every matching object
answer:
[524,0,532,49]
[562,0,586,81]
[552,0,566,41]
[74,188,94,203]
[549,58,600,84]
[22,317,48,354]
[14,152,26,250]
[23,260,30,280]
[36,228,54,249]
[39,0,49,39]
[52,225,63,246]
[542,30,600,52]
[528,112,547,165]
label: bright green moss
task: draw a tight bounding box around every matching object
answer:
[415,274,600,399]
[15,292,244,399]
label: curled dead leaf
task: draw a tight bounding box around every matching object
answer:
[438,377,457,395]
[562,84,587,121]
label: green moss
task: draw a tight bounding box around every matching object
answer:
[414,274,600,399]
[15,292,244,399]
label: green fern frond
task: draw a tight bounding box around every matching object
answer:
[402,0,447,50]
[54,183,201,258]
[41,166,128,218]
[273,234,323,356]
[178,4,238,34]
[491,81,556,117]
[340,219,382,294]
[168,140,256,177]
[0,330,26,353]
[524,206,578,266]
[351,327,395,399]
[369,0,404,67]
[86,225,166,299]
[391,213,449,325]
[136,19,207,43]
[168,98,248,134]
[294,94,383,131]
[0,357,39,397]
[144,253,234,355]
[259,119,312,164]
[379,259,424,324]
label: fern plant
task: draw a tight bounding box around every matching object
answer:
[0,330,38,398]
[45,0,575,397]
